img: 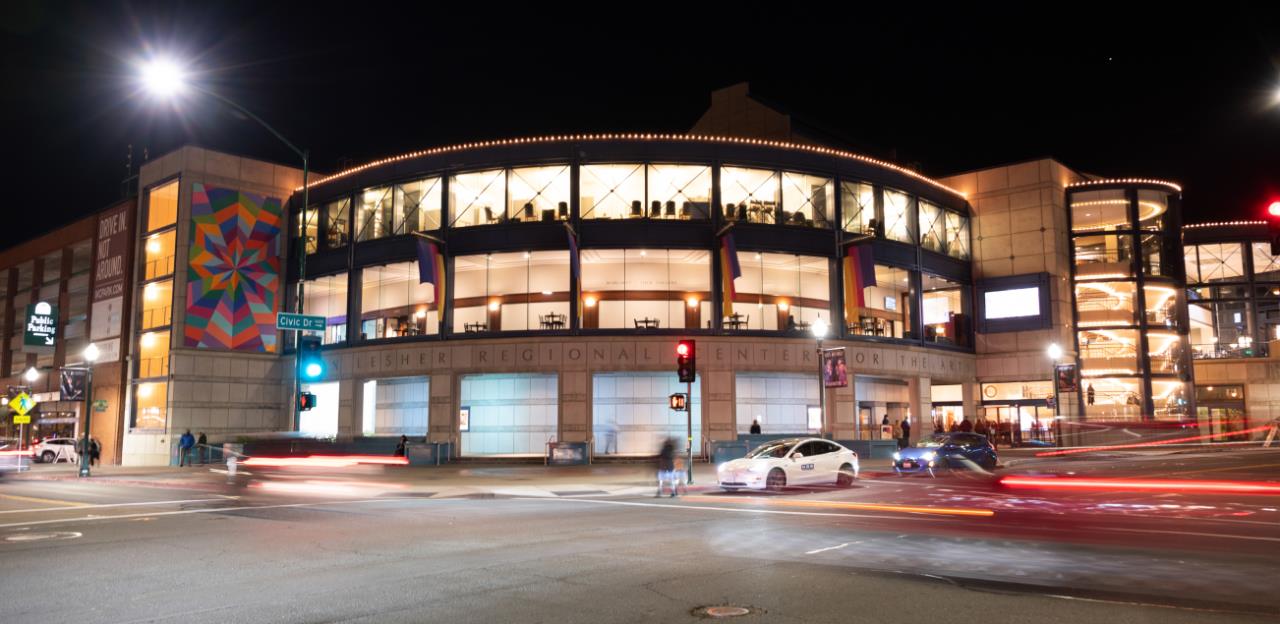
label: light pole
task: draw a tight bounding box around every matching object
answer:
[1046,343,1063,448]
[79,343,100,477]
[812,317,829,437]
[141,57,311,432]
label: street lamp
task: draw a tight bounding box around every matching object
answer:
[140,56,312,432]
[79,343,100,477]
[1046,343,1062,448]
[23,366,38,383]
[812,318,829,437]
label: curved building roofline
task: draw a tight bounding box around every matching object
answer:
[296,133,967,198]
[1066,178,1183,193]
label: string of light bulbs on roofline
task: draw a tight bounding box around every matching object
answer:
[1066,178,1183,193]
[292,134,966,198]
[1182,220,1267,229]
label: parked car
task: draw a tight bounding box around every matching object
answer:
[717,438,859,491]
[893,433,998,475]
[32,438,80,464]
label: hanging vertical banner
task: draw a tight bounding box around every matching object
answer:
[415,237,447,309]
[842,244,876,324]
[719,233,742,317]
[60,369,87,402]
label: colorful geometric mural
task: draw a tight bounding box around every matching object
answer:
[185,184,283,352]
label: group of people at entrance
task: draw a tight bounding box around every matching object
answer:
[177,430,209,466]
[883,415,911,449]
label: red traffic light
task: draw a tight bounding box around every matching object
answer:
[676,342,690,356]
[1269,201,1280,218]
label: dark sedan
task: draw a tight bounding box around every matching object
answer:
[893,433,998,475]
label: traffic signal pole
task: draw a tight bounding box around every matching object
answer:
[686,377,693,485]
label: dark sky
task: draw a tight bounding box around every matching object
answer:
[3,3,1280,249]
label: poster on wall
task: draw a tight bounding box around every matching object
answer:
[1055,364,1078,393]
[821,348,848,388]
[459,406,470,432]
[185,184,283,352]
[91,203,131,345]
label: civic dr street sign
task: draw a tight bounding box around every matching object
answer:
[24,302,58,348]
[276,312,326,332]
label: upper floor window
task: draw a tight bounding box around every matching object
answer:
[1070,189,1128,233]
[722,167,779,225]
[1137,190,1169,231]
[580,249,711,330]
[883,189,914,244]
[146,180,179,232]
[357,186,394,242]
[143,230,177,281]
[1252,243,1280,280]
[324,198,351,249]
[302,273,349,345]
[360,261,438,340]
[450,169,506,227]
[779,172,832,228]
[1186,243,1244,284]
[452,251,569,332]
[733,252,830,330]
[507,165,570,223]
[300,206,318,254]
[395,177,443,233]
[841,181,875,236]
[580,164,711,220]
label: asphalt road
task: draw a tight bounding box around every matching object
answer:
[1,449,1278,623]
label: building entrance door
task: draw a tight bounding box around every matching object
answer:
[1196,405,1248,442]
[980,402,1053,447]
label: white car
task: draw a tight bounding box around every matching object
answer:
[717,438,859,491]
[33,438,80,464]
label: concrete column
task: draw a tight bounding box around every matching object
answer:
[962,381,979,427]
[831,379,857,441]
[337,378,358,436]
[907,376,931,445]
[559,370,589,444]
[428,372,453,444]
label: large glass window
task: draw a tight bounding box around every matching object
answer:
[324,198,351,249]
[356,185,394,242]
[922,273,970,347]
[1137,190,1169,231]
[453,251,569,333]
[140,280,173,330]
[1146,331,1186,375]
[134,381,168,429]
[1150,379,1190,420]
[302,273,349,345]
[580,249,711,330]
[1189,299,1251,357]
[1187,243,1245,284]
[1082,376,1144,421]
[850,264,912,338]
[146,180,179,232]
[945,211,970,260]
[138,330,170,378]
[1078,328,1140,375]
[450,169,506,227]
[1073,234,1133,280]
[143,230,177,281]
[648,164,711,220]
[300,206,318,254]
[918,201,945,253]
[1252,242,1280,280]
[1070,189,1128,233]
[1075,281,1137,327]
[360,262,438,340]
[581,164,645,220]
[780,172,832,228]
[721,167,779,224]
[841,181,876,236]
[508,166,570,223]
[1144,283,1180,328]
[1139,232,1166,276]
[394,177,442,234]
[882,189,913,244]
[733,253,829,330]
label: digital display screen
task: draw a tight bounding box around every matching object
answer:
[983,287,1041,319]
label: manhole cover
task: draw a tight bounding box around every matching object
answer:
[694,605,753,618]
[5,531,82,542]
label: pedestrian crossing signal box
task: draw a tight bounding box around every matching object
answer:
[669,393,688,411]
[298,391,317,411]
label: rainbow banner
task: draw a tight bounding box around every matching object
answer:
[720,234,742,317]
[843,244,876,325]
[415,237,446,309]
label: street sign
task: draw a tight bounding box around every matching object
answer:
[8,392,36,417]
[23,302,58,348]
[276,312,326,331]
[93,399,108,412]
[13,415,30,424]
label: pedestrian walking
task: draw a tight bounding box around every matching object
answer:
[900,419,911,449]
[197,432,208,464]
[958,417,973,432]
[656,437,678,497]
[749,419,761,435]
[394,435,408,457]
[178,430,195,467]
[90,438,101,466]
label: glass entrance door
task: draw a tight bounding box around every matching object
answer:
[1197,406,1248,442]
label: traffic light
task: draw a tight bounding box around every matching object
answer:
[299,335,325,381]
[1268,201,1280,255]
[676,339,696,383]
[298,391,317,411]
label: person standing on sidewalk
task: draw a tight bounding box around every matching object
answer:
[900,418,911,449]
[178,430,195,467]
[655,438,677,497]
[196,432,208,464]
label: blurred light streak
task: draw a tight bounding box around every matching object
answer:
[1001,476,1280,495]
[242,455,409,468]
[1035,425,1274,457]
[685,495,995,517]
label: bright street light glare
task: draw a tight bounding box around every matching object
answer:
[812,317,829,339]
[24,367,39,383]
[141,58,186,97]
[1046,343,1063,360]
[84,343,101,363]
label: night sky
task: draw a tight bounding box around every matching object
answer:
[3,3,1280,249]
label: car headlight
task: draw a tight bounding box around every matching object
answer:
[921,451,936,461]
[892,452,901,461]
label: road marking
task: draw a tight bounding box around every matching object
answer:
[1159,462,1280,477]
[0,498,420,530]
[684,495,996,517]
[805,542,853,554]
[5,531,81,542]
[517,496,948,521]
[0,498,226,515]
[0,493,88,508]
[1104,527,1280,543]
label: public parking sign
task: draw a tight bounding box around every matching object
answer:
[276,312,326,332]
[24,302,58,348]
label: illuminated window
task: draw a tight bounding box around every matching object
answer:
[302,273,349,345]
[1252,243,1280,279]
[299,206,318,254]
[507,166,570,223]
[945,211,970,260]
[734,253,829,331]
[581,164,645,220]
[580,249,711,329]
[1186,243,1244,284]
[135,381,169,429]
[324,198,351,249]
[143,230,176,280]
[1070,189,1128,233]
[647,164,711,220]
[1137,190,1169,231]
[882,189,913,244]
[918,201,944,253]
[360,262,438,340]
[394,177,443,233]
[453,252,569,333]
[138,330,170,378]
[921,273,969,347]
[849,264,912,339]
[449,169,506,227]
[1073,234,1133,279]
[780,172,832,228]
[356,186,394,241]
[140,279,173,330]
[721,167,779,224]
[146,180,179,232]
[1074,281,1137,327]
[841,181,875,236]
[1081,376,1144,421]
